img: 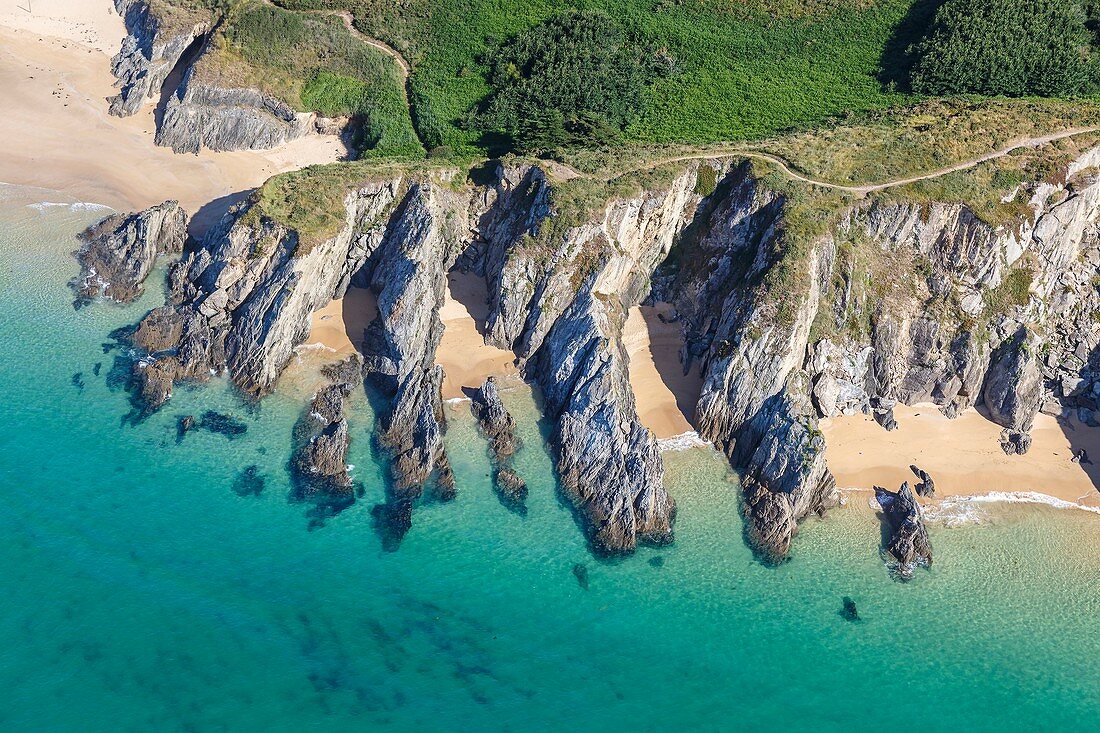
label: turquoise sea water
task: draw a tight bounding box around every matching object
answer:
[0,187,1098,732]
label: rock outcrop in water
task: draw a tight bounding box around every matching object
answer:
[72,201,187,306]
[108,0,210,117]
[469,377,527,513]
[874,482,932,578]
[291,356,361,518]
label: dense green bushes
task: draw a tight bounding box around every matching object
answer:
[910,0,1100,97]
[476,12,665,154]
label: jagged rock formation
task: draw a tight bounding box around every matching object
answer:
[157,71,317,154]
[109,0,210,117]
[808,151,1100,460]
[874,482,932,578]
[469,377,527,513]
[113,141,1100,559]
[109,1,322,153]
[654,161,840,562]
[127,178,401,410]
[291,355,361,507]
[982,327,1044,454]
[909,464,935,497]
[72,201,187,306]
[361,180,465,515]
[473,164,697,554]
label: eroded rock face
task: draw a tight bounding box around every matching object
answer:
[72,200,187,306]
[109,0,210,117]
[474,163,698,554]
[874,482,932,579]
[982,328,1044,454]
[157,71,316,154]
[470,377,527,513]
[807,154,1100,459]
[658,161,840,562]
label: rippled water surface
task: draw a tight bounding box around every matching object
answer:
[1,189,1098,732]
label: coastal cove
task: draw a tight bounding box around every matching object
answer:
[2,1,1100,730]
[1,190,1099,732]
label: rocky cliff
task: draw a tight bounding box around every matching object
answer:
[113,141,1100,559]
[808,148,1100,459]
[157,68,317,154]
[109,1,322,153]
[109,0,210,117]
[72,200,187,306]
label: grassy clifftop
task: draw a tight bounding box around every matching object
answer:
[272,0,920,154]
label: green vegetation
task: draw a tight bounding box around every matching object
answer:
[476,11,665,154]
[274,0,917,156]
[197,1,421,156]
[910,1,1100,97]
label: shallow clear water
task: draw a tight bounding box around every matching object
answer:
[1,188,1098,732]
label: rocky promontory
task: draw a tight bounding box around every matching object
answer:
[72,200,187,306]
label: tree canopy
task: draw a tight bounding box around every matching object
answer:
[910,0,1099,97]
[476,11,665,154]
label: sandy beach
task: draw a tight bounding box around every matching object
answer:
[822,403,1100,507]
[624,303,701,439]
[303,273,520,400]
[0,1,343,235]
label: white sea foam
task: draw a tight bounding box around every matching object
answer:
[944,491,1100,516]
[657,431,710,452]
[27,201,112,213]
[445,396,471,405]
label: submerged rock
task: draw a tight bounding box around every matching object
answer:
[72,201,187,306]
[874,482,932,579]
[840,597,860,622]
[232,465,265,497]
[176,414,195,443]
[572,563,589,590]
[371,500,413,553]
[198,410,247,439]
[469,377,527,513]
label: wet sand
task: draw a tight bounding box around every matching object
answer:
[0,1,343,236]
[822,403,1100,507]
